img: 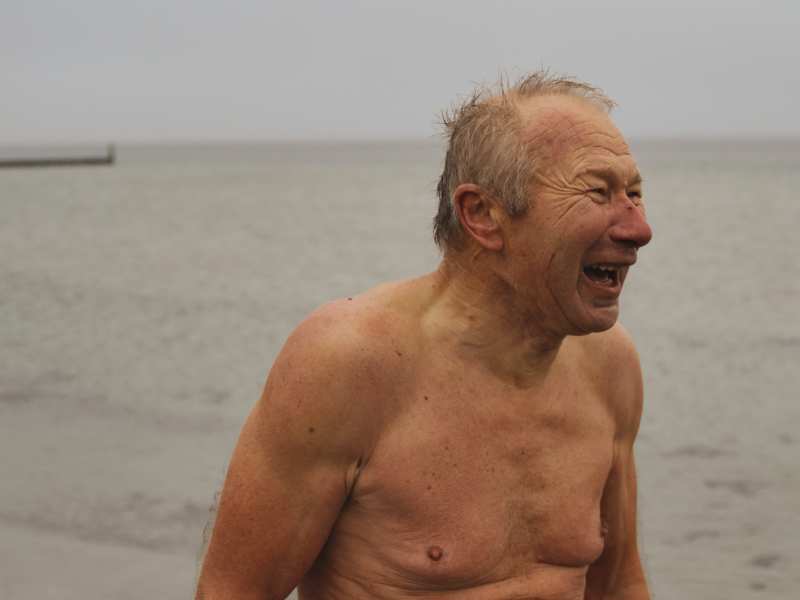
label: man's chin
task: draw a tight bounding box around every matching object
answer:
[572,281,623,330]
[589,303,620,331]
[568,302,619,336]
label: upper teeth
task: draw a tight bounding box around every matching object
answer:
[594,265,617,272]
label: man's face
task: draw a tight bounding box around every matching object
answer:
[502,98,652,336]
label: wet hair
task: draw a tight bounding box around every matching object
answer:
[433,70,615,252]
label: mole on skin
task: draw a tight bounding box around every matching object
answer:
[427,546,444,561]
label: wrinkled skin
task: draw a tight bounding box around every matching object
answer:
[498,97,649,340]
[197,97,653,600]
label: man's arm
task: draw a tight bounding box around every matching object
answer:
[196,306,380,600]
[584,326,650,600]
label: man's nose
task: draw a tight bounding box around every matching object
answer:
[608,198,652,248]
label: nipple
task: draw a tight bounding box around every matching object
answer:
[427,545,444,561]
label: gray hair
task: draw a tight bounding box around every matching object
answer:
[433,71,615,252]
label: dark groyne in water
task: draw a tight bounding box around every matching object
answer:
[0,145,115,169]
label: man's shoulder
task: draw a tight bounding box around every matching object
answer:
[266,279,423,413]
[579,322,641,368]
[573,323,644,438]
[254,291,413,463]
[284,281,421,370]
[282,297,382,365]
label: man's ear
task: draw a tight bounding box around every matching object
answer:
[452,183,504,252]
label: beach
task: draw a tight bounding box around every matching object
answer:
[1,140,798,599]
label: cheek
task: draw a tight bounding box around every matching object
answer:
[541,249,581,296]
[570,203,609,237]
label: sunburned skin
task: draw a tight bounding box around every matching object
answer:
[196,95,652,600]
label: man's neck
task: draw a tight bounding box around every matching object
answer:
[424,256,566,388]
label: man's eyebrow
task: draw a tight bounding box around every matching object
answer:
[580,167,643,186]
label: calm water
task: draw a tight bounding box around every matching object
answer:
[1,140,798,599]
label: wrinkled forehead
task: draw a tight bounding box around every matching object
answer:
[517,96,632,170]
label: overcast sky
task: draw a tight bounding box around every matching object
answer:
[3,1,799,143]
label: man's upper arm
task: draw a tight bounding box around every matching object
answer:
[196,307,381,600]
[585,325,649,599]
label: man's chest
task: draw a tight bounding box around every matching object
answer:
[329,372,617,589]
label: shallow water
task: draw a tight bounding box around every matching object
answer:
[1,140,798,598]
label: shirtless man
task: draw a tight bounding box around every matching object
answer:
[196,72,653,600]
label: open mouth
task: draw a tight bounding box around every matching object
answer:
[582,264,620,288]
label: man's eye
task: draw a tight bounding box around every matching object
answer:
[589,188,607,197]
[627,190,643,203]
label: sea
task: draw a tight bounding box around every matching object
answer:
[1,140,798,599]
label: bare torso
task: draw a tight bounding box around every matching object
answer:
[298,277,620,600]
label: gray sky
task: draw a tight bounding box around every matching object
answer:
[3,0,799,143]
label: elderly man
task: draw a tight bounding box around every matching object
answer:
[196,71,653,600]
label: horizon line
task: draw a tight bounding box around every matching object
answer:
[4,134,800,149]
